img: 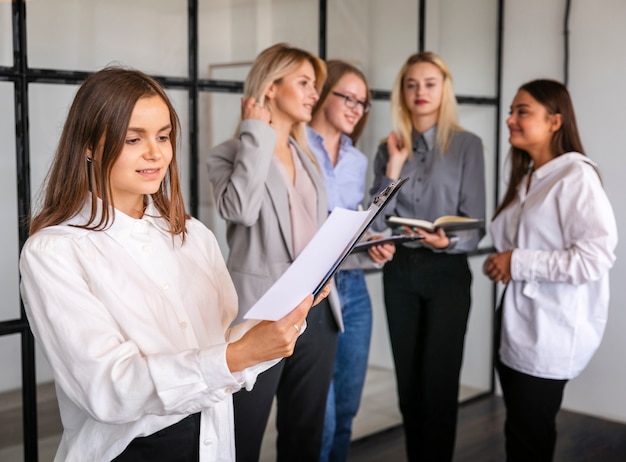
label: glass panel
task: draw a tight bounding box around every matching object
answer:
[0,2,12,67]
[27,0,188,76]
[35,342,61,461]
[461,256,494,397]
[359,99,394,403]
[458,104,497,248]
[0,335,23,460]
[327,0,419,90]
[359,99,392,202]
[0,82,20,322]
[29,83,79,207]
[199,0,319,80]
[0,338,60,461]
[197,91,242,257]
[425,0,499,97]
[0,334,21,394]
[362,102,401,429]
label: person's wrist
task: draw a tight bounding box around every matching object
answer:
[385,166,401,180]
[226,338,253,373]
[444,235,459,250]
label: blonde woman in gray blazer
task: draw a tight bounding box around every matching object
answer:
[207,44,340,462]
[208,118,340,328]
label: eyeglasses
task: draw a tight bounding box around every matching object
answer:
[331,91,371,113]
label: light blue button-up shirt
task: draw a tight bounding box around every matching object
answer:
[307,126,368,212]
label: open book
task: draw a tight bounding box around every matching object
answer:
[386,215,484,233]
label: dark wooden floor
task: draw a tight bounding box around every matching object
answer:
[348,395,626,462]
[3,387,626,461]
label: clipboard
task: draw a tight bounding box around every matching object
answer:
[351,233,424,253]
[244,178,408,321]
[311,177,408,295]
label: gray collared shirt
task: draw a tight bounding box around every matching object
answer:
[370,126,486,253]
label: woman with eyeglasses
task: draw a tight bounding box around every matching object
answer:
[307,60,395,462]
[369,51,486,461]
[207,43,340,462]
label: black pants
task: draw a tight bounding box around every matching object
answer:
[233,299,338,462]
[383,247,472,462]
[497,358,568,462]
[112,413,201,462]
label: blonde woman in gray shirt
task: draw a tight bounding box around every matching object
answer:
[369,51,486,462]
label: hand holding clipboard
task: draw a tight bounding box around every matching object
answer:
[244,178,408,320]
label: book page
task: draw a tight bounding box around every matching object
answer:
[387,215,483,232]
[386,216,434,230]
[433,216,480,226]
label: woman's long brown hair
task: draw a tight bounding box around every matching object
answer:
[494,79,585,218]
[29,66,189,238]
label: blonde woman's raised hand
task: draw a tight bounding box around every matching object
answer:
[241,97,271,124]
[385,131,410,180]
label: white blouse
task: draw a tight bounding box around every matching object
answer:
[20,201,275,461]
[490,152,618,380]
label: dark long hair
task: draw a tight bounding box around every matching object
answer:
[30,66,189,237]
[494,79,585,217]
[311,60,371,144]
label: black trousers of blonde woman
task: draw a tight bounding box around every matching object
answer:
[383,246,471,462]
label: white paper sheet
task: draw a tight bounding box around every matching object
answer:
[243,207,371,321]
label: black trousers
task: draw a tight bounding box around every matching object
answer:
[497,358,568,462]
[383,247,471,462]
[233,299,338,462]
[112,413,201,462]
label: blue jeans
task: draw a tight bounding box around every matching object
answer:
[319,269,373,462]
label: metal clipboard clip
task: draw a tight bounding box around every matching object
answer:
[311,177,409,297]
[371,177,409,209]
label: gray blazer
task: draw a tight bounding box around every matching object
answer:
[207,119,343,330]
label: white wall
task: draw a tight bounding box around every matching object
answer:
[501,0,626,423]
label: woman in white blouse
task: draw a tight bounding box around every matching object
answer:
[484,79,618,462]
[19,67,317,462]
